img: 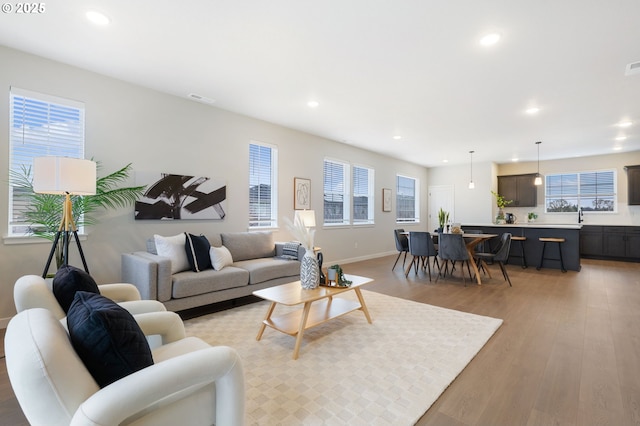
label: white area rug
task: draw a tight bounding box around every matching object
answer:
[185,290,503,425]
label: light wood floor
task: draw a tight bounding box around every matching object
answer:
[1,257,638,425]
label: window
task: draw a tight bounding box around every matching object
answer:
[249,142,278,228]
[353,165,374,225]
[8,88,85,236]
[323,159,350,225]
[545,170,616,212]
[396,174,419,223]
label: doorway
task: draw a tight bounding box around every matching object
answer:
[428,185,454,232]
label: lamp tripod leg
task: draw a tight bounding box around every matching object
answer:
[42,231,63,278]
[72,230,90,274]
[41,193,90,277]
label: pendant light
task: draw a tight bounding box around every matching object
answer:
[534,141,542,186]
[468,150,475,189]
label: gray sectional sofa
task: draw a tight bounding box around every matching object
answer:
[121,231,304,311]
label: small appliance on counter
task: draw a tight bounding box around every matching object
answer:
[505,213,517,224]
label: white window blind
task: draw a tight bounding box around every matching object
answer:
[9,88,85,236]
[323,159,350,225]
[545,170,616,212]
[353,165,374,224]
[396,174,419,223]
[249,142,278,228]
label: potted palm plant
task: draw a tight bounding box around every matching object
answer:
[10,162,146,271]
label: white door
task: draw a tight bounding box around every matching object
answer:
[428,185,455,232]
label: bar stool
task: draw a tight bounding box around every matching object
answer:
[510,236,528,268]
[537,237,566,273]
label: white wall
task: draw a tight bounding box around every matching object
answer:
[427,161,495,224]
[0,46,428,325]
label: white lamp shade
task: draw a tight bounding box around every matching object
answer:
[294,209,316,228]
[33,157,97,195]
[534,175,543,186]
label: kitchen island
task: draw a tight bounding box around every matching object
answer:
[463,223,582,272]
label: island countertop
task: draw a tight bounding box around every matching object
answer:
[464,223,583,230]
[462,223,582,271]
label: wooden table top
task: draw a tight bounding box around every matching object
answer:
[253,274,373,306]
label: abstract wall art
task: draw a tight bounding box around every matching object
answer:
[294,177,311,210]
[135,173,227,220]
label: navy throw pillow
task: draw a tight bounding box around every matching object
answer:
[53,265,100,314]
[67,291,154,388]
[185,233,212,272]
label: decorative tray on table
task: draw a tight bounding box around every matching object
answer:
[319,265,352,287]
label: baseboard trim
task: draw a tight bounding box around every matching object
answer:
[322,250,396,267]
[0,316,10,329]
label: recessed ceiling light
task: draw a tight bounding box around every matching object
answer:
[615,135,627,141]
[442,159,449,163]
[512,157,519,162]
[188,93,215,104]
[613,146,623,151]
[525,107,540,115]
[393,135,402,140]
[307,101,319,108]
[86,10,110,26]
[618,121,632,128]
[479,33,501,46]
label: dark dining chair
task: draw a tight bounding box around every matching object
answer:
[392,228,409,271]
[475,233,513,286]
[405,232,439,281]
[436,233,473,285]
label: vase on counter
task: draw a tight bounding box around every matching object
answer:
[300,248,320,289]
[496,208,506,224]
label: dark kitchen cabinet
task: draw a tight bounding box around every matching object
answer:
[581,226,640,261]
[580,226,603,257]
[498,173,537,207]
[625,165,640,205]
[602,226,640,260]
[603,228,627,258]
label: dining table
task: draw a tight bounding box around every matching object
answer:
[401,231,498,285]
[460,233,498,285]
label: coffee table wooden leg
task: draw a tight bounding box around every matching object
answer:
[293,301,313,360]
[354,288,373,324]
[256,302,277,341]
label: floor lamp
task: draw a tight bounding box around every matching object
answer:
[33,157,96,278]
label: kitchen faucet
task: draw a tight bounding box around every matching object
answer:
[578,207,584,223]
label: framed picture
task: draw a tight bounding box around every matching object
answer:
[382,188,392,212]
[294,177,311,210]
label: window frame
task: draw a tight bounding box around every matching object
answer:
[8,87,85,237]
[248,141,278,229]
[544,169,617,214]
[352,163,375,225]
[323,158,351,226]
[396,174,420,223]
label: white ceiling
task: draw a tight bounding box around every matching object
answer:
[1,0,639,168]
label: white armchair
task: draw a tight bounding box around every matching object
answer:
[14,274,167,319]
[5,308,245,426]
